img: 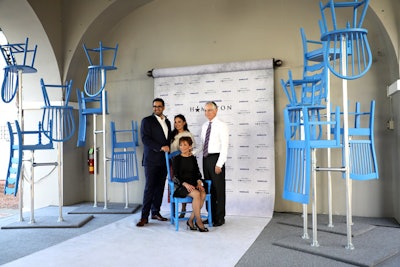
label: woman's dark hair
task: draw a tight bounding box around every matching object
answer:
[179,136,193,146]
[171,114,190,142]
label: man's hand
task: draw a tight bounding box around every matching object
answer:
[161,146,170,152]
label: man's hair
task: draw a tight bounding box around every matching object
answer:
[179,136,193,146]
[206,101,218,109]
[153,98,165,106]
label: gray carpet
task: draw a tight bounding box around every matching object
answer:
[67,202,141,214]
[236,213,400,267]
[278,213,376,237]
[1,214,94,229]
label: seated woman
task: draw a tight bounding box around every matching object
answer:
[172,136,208,232]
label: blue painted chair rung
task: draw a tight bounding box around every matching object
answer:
[165,151,212,231]
[110,121,139,183]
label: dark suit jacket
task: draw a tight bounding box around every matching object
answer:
[140,114,171,167]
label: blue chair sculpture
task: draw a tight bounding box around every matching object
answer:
[110,121,139,183]
[319,0,372,80]
[281,27,342,204]
[76,89,108,147]
[165,151,212,231]
[83,41,118,97]
[5,120,53,196]
[0,38,37,103]
[40,79,75,142]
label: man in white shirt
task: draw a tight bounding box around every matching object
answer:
[201,101,229,226]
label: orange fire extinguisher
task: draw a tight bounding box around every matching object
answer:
[88,148,94,174]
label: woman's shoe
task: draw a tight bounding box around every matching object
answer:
[186,220,197,231]
[195,222,209,232]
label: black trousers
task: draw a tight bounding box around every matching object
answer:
[141,164,167,219]
[203,154,225,223]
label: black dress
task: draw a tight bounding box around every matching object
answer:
[172,155,203,197]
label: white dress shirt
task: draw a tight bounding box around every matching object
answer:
[155,114,169,139]
[201,117,229,168]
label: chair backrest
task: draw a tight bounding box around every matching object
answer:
[300,28,328,106]
[41,78,73,106]
[165,150,182,181]
[40,79,75,142]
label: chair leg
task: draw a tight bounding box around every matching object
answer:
[175,202,180,231]
[207,199,212,228]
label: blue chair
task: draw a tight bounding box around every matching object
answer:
[282,105,341,204]
[83,41,118,97]
[319,0,372,80]
[0,38,37,103]
[5,120,53,196]
[165,151,212,231]
[110,121,139,183]
[76,89,108,147]
[343,100,378,180]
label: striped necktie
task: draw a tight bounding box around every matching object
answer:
[203,122,212,157]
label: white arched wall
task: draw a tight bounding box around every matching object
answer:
[0,0,63,210]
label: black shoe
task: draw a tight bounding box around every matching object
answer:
[186,220,197,231]
[195,222,209,232]
[151,214,168,221]
[179,210,186,219]
[213,219,225,227]
[202,219,209,225]
[136,218,148,227]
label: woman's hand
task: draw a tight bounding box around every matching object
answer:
[196,184,205,192]
[183,182,195,192]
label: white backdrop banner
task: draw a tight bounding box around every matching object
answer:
[154,59,275,218]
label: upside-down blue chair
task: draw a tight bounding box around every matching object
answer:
[319,0,372,80]
[83,41,118,97]
[165,151,212,231]
[76,89,108,147]
[343,100,378,180]
[110,121,139,183]
[5,120,53,196]
[40,78,75,142]
[0,38,37,103]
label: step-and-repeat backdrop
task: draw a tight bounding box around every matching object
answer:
[154,59,275,218]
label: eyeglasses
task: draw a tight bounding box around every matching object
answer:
[153,106,163,108]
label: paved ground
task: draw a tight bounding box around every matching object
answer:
[0,180,19,218]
